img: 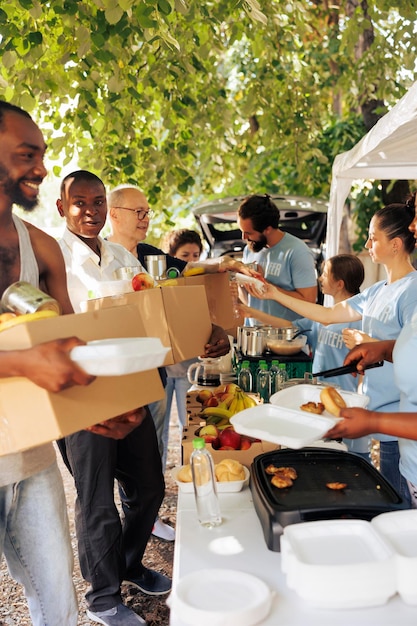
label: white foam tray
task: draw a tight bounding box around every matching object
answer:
[172,465,250,494]
[281,519,396,609]
[230,404,338,449]
[372,509,417,605]
[70,337,169,376]
[269,384,370,416]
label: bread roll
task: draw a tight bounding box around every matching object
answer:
[215,458,246,482]
[177,464,193,483]
[320,386,346,417]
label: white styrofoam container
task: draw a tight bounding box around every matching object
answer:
[281,519,396,609]
[70,337,169,376]
[372,510,417,605]
[230,404,338,449]
[269,384,369,416]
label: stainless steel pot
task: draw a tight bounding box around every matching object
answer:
[241,327,266,356]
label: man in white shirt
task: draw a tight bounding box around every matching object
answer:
[56,170,169,626]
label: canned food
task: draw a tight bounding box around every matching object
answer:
[1,281,61,315]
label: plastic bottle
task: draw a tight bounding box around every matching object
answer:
[254,359,267,393]
[277,363,289,390]
[269,360,280,396]
[238,360,253,392]
[256,363,271,403]
[190,437,222,528]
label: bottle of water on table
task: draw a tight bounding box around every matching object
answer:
[190,437,222,528]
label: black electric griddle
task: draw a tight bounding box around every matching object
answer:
[250,448,407,551]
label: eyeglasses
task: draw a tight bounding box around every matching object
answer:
[114,206,155,220]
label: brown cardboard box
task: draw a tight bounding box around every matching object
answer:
[181,424,279,467]
[181,273,239,331]
[0,306,165,456]
[83,285,212,365]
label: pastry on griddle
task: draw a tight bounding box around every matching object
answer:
[300,401,325,414]
[271,473,293,489]
[326,482,347,490]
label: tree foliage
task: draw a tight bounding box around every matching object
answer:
[0,0,416,241]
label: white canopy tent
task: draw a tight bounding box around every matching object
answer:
[326,80,417,259]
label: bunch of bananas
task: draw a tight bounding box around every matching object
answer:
[198,387,257,428]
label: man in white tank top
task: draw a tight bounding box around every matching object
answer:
[0,101,95,626]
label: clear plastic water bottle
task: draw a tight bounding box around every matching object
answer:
[256,363,271,403]
[277,363,289,390]
[269,360,280,396]
[254,359,267,393]
[190,437,222,528]
[238,360,253,392]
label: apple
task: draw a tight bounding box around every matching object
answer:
[239,436,252,451]
[132,272,155,291]
[196,389,214,404]
[219,427,241,450]
[199,424,219,444]
[211,437,221,450]
[204,396,219,408]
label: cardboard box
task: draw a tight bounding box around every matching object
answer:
[83,285,212,365]
[0,306,165,456]
[180,273,239,331]
[181,424,279,467]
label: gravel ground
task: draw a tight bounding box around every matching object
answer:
[0,405,182,626]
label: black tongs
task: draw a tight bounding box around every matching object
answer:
[312,360,383,379]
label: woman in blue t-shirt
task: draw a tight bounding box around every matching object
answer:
[242,202,417,498]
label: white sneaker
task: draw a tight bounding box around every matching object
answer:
[151,518,175,542]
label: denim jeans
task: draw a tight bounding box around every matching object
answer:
[161,376,190,471]
[0,461,77,626]
[379,440,411,507]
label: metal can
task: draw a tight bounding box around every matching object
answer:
[1,281,62,315]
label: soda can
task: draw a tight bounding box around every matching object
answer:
[1,281,62,315]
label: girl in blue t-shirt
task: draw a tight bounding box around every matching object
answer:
[238,253,369,456]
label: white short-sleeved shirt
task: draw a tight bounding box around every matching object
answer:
[243,232,316,323]
[59,228,146,312]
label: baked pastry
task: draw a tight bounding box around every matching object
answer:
[271,474,293,489]
[177,464,193,483]
[215,459,246,482]
[326,482,347,490]
[320,386,347,417]
[300,401,325,415]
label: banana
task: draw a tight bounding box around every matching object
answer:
[0,309,59,332]
[182,267,205,277]
[227,395,240,415]
[199,406,233,420]
[242,393,257,409]
[205,415,230,427]
[216,393,236,409]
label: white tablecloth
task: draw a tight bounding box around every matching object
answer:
[169,487,417,625]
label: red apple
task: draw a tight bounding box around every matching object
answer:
[204,396,219,408]
[132,272,155,291]
[219,427,242,451]
[199,424,219,444]
[211,437,221,450]
[196,389,214,404]
[239,436,252,451]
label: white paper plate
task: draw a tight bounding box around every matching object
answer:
[70,337,169,376]
[269,384,369,416]
[234,272,265,292]
[230,404,338,449]
[168,568,272,626]
[172,465,250,493]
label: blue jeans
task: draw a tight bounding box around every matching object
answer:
[161,376,190,471]
[379,440,411,507]
[0,461,77,626]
